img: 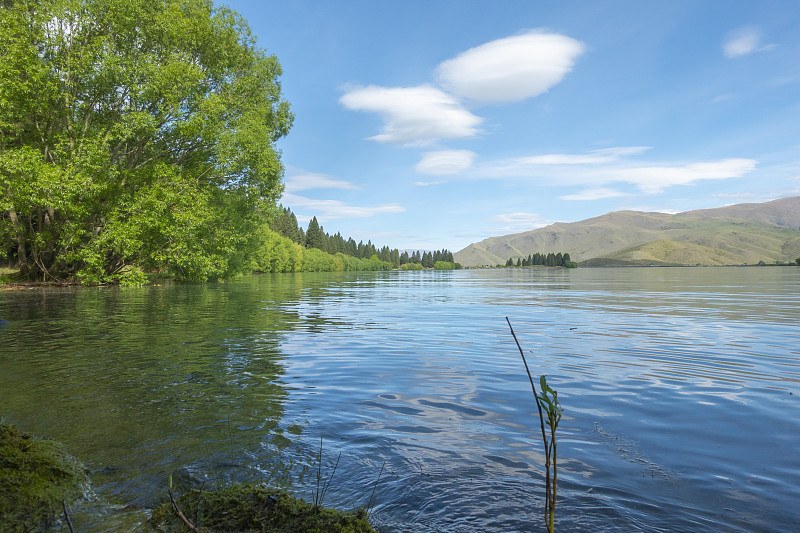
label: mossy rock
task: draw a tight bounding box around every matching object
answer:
[0,422,88,531]
[150,483,376,532]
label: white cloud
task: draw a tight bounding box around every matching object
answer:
[485,212,552,238]
[282,193,405,220]
[622,205,680,215]
[723,27,774,58]
[616,159,757,193]
[713,192,757,200]
[436,30,585,104]
[560,187,626,201]
[284,168,359,193]
[489,212,549,228]
[476,148,757,194]
[515,146,650,166]
[415,150,476,175]
[339,85,482,145]
[339,30,584,145]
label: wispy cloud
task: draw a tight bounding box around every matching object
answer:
[339,85,481,145]
[415,150,476,175]
[283,193,405,221]
[723,26,774,58]
[711,94,736,104]
[436,30,585,104]
[560,187,626,201]
[615,159,757,193]
[622,205,680,215]
[284,168,360,193]
[476,148,757,194]
[712,192,759,201]
[488,212,551,233]
[514,146,650,166]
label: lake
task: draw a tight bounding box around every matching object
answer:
[1,267,798,532]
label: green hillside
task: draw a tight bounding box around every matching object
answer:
[455,196,800,267]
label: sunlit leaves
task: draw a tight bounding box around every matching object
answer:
[0,0,293,283]
[537,375,563,431]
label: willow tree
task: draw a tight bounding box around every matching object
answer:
[0,0,292,282]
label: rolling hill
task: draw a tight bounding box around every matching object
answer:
[454,196,800,267]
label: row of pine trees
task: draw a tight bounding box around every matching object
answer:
[269,207,455,269]
[505,252,575,267]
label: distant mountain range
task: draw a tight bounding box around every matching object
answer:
[454,196,800,267]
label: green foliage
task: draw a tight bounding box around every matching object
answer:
[302,246,342,272]
[252,228,391,273]
[1,0,292,283]
[270,206,305,244]
[433,261,462,270]
[795,257,800,265]
[0,422,88,531]
[0,265,19,285]
[335,253,391,271]
[304,217,326,251]
[537,375,562,533]
[398,262,423,271]
[150,483,376,532]
[253,227,304,273]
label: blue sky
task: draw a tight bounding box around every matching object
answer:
[222,0,800,252]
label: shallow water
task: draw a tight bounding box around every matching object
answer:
[1,267,798,532]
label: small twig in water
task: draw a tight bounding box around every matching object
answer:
[313,438,341,510]
[168,473,201,532]
[314,438,323,507]
[62,500,74,533]
[367,460,386,518]
[194,480,206,527]
[319,452,341,509]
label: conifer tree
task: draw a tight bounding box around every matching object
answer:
[305,217,325,250]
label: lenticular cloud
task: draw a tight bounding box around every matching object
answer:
[339,85,482,145]
[436,30,585,105]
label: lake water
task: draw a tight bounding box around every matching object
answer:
[1,267,798,532]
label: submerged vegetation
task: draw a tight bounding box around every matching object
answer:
[1,421,376,532]
[151,483,375,533]
[0,421,87,531]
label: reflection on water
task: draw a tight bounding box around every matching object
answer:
[1,267,799,532]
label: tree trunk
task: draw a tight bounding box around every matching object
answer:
[8,208,28,274]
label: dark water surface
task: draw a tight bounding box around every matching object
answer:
[1,267,798,532]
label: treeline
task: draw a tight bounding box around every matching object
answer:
[270,207,459,269]
[505,252,577,268]
[252,228,392,273]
